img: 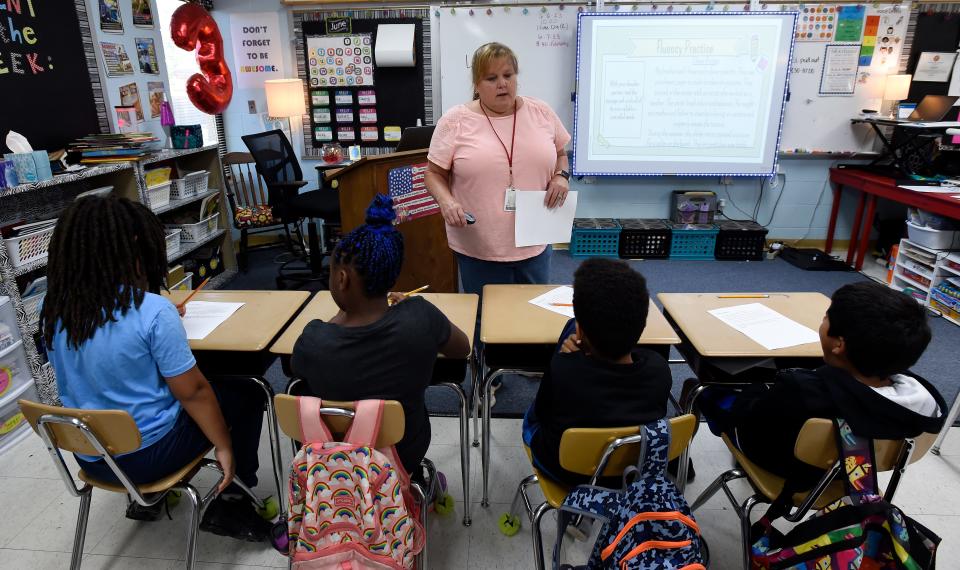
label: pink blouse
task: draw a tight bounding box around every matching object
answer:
[428,97,571,262]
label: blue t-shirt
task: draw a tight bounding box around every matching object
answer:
[50,292,196,453]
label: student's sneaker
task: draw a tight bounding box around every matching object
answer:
[200,495,271,542]
[125,500,164,522]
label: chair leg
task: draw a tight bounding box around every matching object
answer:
[182,484,203,570]
[690,469,745,511]
[70,486,93,570]
[531,502,554,570]
[239,228,249,272]
[437,382,471,526]
[740,495,761,570]
[411,480,429,570]
[508,473,539,523]
[932,390,960,455]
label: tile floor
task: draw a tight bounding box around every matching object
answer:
[0,416,957,569]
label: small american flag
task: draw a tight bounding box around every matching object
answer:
[387,162,440,224]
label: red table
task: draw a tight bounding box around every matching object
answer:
[826,168,960,270]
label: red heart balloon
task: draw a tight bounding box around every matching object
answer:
[170,3,233,115]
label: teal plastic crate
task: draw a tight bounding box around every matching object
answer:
[669,224,718,260]
[570,218,621,258]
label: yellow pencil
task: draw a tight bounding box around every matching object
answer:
[403,285,429,297]
[177,277,210,310]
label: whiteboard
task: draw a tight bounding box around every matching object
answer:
[432,5,579,130]
[573,12,796,176]
[432,3,913,155]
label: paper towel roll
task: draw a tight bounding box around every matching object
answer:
[375,24,416,67]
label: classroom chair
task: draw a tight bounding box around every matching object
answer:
[241,129,340,289]
[223,152,303,272]
[18,399,265,570]
[274,394,436,570]
[502,414,697,570]
[689,418,938,569]
[286,375,473,526]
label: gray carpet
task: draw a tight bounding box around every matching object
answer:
[230,247,960,419]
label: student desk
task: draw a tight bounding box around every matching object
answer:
[657,292,829,489]
[477,284,681,507]
[165,289,310,508]
[269,291,479,526]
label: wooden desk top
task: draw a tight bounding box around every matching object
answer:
[164,290,310,352]
[657,292,829,358]
[480,285,680,345]
[269,291,479,356]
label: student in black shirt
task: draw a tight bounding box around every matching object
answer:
[291,194,471,475]
[522,259,672,487]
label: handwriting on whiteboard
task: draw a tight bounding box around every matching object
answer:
[537,13,572,49]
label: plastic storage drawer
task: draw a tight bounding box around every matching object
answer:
[0,382,37,457]
[0,296,20,352]
[0,340,30,405]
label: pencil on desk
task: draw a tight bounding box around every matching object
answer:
[177,277,210,309]
[718,294,770,299]
[403,285,429,297]
[550,303,574,307]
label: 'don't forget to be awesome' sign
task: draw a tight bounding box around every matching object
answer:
[230,12,284,88]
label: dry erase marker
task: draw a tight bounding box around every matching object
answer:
[718,294,769,299]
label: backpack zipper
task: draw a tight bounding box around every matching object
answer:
[601,511,701,561]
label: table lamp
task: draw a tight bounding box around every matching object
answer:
[264,79,306,134]
[883,74,911,119]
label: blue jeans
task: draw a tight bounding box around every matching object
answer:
[455,246,552,296]
[77,381,265,489]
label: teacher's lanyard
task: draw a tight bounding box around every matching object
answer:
[480,100,518,188]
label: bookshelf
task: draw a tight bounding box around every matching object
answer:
[0,145,237,406]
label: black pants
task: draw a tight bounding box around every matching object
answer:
[78,381,265,489]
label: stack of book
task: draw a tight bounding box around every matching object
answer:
[68,133,159,164]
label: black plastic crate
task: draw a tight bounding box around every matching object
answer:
[617,219,672,259]
[715,220,769,261]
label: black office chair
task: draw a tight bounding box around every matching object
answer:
[241,130,340,289]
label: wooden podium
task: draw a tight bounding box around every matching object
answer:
[326,150,458,293]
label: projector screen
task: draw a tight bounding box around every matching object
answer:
[572,12,797,177]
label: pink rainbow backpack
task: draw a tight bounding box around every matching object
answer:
[287,397,424,569]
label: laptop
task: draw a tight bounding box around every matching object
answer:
[903,95,958,122]
[395,126,435,152]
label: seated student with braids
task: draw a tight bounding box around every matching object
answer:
[291,194,471,476]
[42,196,270,541]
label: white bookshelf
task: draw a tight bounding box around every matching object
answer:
[930,252,960,328]
[889,239,960,328]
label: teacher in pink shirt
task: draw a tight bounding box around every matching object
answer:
[426,42,572,297]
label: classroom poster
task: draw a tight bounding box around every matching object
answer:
[306,34,374,88]
[795,5,838,42]
[131,0,154,28]
[119,82,144,121]
[99,0,123,33]
[100,42,134,76]
[835,6,866,42]
[819,44,859,95]
[914,52,958,83]
[229,12,284,88]
[135,37,159,74]
[859,15,880,66]
[147,81,165,118]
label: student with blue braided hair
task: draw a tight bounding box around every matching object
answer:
[291,194,471,474]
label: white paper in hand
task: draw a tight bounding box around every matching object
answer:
[515,190,579,247]
[181,301,244,340]
[527,286,575,318]
[708,303,819,351]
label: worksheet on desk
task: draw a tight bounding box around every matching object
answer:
[708,303,819,351]
[181,301,245,340]
[528,286,575,319]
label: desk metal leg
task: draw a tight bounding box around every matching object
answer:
[932,391,960,455]
[247,376,285,513]
[481,368,536,507]
[437,381,472,526]
[676,383,708,492]
[847,192,866,266]
[854,195,877,271]
[472,346,484,447]
[825,182,842,254]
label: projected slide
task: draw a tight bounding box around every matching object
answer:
[572,13,796,176]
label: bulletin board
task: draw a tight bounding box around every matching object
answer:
[432,2,916,156]
[294,9,430,157]
[0,0,108,152]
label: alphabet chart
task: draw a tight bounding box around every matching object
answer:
[306,34,375,87]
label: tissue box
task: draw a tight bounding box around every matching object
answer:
[2,151,52,184]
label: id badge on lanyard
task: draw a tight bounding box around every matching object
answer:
[503,186,516,212]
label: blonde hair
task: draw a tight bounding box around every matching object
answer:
[471,42,519,98]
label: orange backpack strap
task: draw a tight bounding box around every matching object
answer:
[343,399,384,447]
[297,396,334,443]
